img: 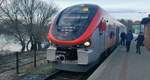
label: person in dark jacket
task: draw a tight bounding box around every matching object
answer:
[126,30,133,52]
[120,32,126,46]
[135,32,144,54]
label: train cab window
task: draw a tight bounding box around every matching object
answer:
[52,5,97,40]
[57,13,89,32]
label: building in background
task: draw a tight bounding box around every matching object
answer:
[141,15,150,50]
[132,21,144,34]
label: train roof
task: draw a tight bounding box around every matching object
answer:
[69,4,99,8]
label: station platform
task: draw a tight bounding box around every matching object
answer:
[88,42,150,80]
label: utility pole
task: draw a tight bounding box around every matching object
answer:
[33,50,37,68]
[16,52,19,74]
[33,39,37,68]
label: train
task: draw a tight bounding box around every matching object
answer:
[47,4,126,72]
[141,15,150,50]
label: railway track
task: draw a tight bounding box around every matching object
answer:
[45,54,110,80]
[45,71,85,80]
[45,61,103,80]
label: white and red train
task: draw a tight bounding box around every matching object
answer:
[47,4,126,72]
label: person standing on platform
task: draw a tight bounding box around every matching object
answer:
[126,30,133,52]
[120,32,126,46]
[135,32,144,54]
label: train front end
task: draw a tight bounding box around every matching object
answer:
[47,4,100,72]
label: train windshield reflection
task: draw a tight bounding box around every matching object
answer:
[57,13,89,32]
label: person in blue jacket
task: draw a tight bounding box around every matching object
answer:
[126,30,133,52]
[135,32,144,54]
[120,32,126,46]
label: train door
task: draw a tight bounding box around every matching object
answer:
[116,27,120,44]
[98,27,105,51]
[98,18,107,52]
[102,18,108,50]
[103,28,107,51]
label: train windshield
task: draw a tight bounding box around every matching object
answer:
[57,13,89,32]
[52,5,97,41]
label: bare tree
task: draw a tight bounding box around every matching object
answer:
[0,0,57,68]
[0,0,58,52]
[18,0,58,51]
[0,0,27,52]
[34,1,58,50]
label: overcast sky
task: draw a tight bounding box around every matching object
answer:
[46,0,150,21]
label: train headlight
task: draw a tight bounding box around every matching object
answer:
[84,41,91,47]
